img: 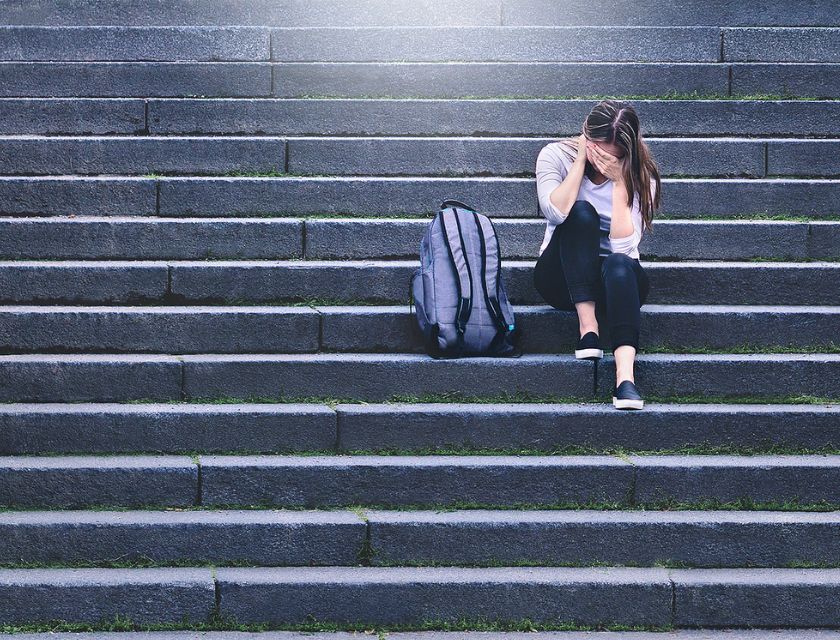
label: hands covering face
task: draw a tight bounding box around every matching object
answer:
[586,141,626,183]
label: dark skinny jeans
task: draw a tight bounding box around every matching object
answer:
[533,199,650,351]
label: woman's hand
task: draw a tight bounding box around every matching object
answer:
[586,142,625,183]
[574,134,587,165]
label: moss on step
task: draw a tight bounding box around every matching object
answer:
[1,498,838,514]
[0,614,673,634]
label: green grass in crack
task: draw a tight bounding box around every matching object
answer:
[292,90,819,101]
[13,443,840,458]
[0,615,673,634]
[1,498,839,514]
[116,392,840,406]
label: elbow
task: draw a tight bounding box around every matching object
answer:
[609,230,641,256]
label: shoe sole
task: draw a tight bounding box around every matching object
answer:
[612,397,644,410]
[575,348,603,360]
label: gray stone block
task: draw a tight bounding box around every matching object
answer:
[632,455,840,504]
[0,567,215,625]
[200,454,630,507]
[170,260,840,306]
[148,98,840,136]
[0,403,337,455]
[0,98,145,134]
[0,306,320,354]
[0,456,197,508]
[0,354,182,402]
[158,177,531,217]
[0,510,364,565]
[216,565,671,625]
[271,26,720,62]
[366,510,840,567]
[335,403,840,452]
[671,568,840,627]
[732,63,840,98]
[0,261,168,303]
[273,62,727,99]
[597,353,840,399]
[631,262,840,305]
[0,217,304,260]
[289,137,765,178]
[154,176,840,218]
[317,304,840,354]
[0,137,286,175]
[0,177,155,216]
[639,221,809,260]
[0,0,501,27]
[0,26,269,61]
[304,219,811,261]
[724,27,840,62]
[169,260,413,303]
[637,304,840,351]
[502,1,840,26]
[181,353,595,401]
[0,62,271,97]
[768,140,840,177]
[288,137,548,177]
[808,222,840,259]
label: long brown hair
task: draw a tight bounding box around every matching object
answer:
[553,99,662,232]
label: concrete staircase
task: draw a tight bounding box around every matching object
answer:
[0,0,839,634]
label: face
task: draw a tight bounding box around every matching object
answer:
[585,136,625,160]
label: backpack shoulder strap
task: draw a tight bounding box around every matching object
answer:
[439,207,473,352]
[473,212,513,334]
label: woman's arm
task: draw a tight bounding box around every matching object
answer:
[535,141,586,224]
[609,179,635,241]
[609,179,656,256]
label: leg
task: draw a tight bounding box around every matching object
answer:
[557,201,602,337]
[601,253,647,384]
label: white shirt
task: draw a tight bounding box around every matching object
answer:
[535,141,653,259]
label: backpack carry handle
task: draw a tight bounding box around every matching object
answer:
[440,199,476,212]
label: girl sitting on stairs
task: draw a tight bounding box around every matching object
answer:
[532,99,662,410]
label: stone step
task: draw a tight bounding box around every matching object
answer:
[2,453,840,508]
[0,26,835,67]
[4,565,840,627]
[0,25,738,63]
[0,260,820,306]
[0,509,365,565]
[4,175,839,218]
[0,567,215,626]
[1,61,837,99]
[0,304,836,354]
[0,456,198,508]
[3,136,838,178]
[1,509,839,569]
[1,0,836,27]
[0,217,835,261]
[2,402,839,455]
[7,98,840,136]
[212,566,840,627]
[0,353,836,403]
[303,218,838,261]
[0,217,305,260]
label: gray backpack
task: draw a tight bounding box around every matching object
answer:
[410,199,520,358]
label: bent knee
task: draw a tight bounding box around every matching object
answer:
[602,252,636,279]
[563,200,599,230]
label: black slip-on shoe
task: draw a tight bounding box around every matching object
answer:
[575,331,603,360]
[613,379,644,410]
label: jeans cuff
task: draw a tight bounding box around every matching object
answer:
[610,324,639,351]
[567,284,598,303]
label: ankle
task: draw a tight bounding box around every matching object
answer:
[616,374,635,386]
[579,326,599,338]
